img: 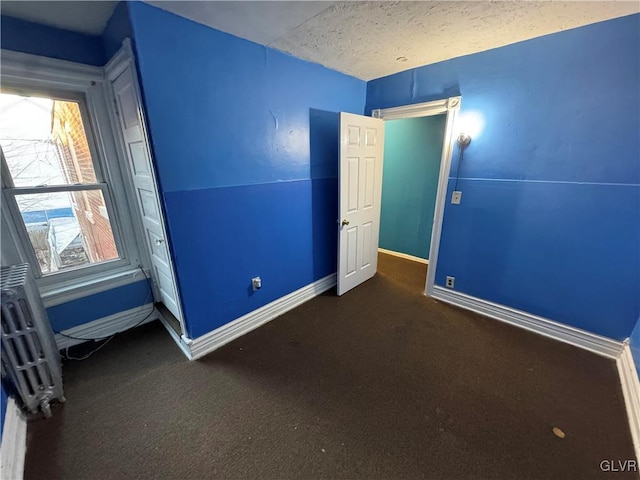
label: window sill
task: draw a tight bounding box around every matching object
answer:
[40,266,149,308]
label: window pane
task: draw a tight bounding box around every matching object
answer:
[0,92,98,187]
[15,190,119,275]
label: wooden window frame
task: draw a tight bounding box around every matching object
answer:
[1,50,145,307]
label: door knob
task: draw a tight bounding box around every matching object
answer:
[154,238,165,246]
[341,220,350,226]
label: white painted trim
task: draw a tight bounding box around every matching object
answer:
[617,343,640,462]
[372,97,459,120]
[0,49,145,306]
[431,285,623,359]
[189,274,337,360]
[378,248,428,265]
[103,38,134,79]
[157,312,193,360]
[0,397,27,480]
[425,101,460,297]
[103,40,187,334]
[371,97,461,298]
[1,49,102,88]
[55,304,158,349]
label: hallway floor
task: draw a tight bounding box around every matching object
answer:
[25,253,635,479]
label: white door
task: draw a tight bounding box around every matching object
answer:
[108,58,184,325]
[338,113,384,295]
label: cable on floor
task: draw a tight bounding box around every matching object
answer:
[56,265,156,361]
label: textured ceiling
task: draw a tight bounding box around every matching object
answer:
[1,1,638,80]
[269,1,640,80]
[1,1,117,35]
[147,1,335,45]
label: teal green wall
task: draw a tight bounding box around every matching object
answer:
[380,115,446,260]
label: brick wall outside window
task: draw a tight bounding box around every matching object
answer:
[51,101,119,263]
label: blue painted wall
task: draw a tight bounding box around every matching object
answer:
[631,317,640,375]
[380,116,446,260]
[6,3,635,346]
[102,1,133,61]
[1,1,133,68]
[46,280,152,332]
[367,14,640,340]
[0,15,105,66]
[126,2,366,338]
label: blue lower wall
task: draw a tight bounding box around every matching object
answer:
[380,116,446,259]
[436,179,639,339]
[367,14,640,340]
[164,178,337,338]
[46,280,151,332]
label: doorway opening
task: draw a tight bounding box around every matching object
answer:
[378,114,447,268]
[372,96,461,296]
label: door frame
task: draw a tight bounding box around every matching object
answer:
[372,96,461,297]
[103,39,188,337]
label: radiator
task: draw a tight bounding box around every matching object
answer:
[1,264,64,418]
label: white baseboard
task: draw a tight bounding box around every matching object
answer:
[617,343,640,462]
[157,312,193,360]
[0,397,27,480]
[189,273,337,360]
[430,285,623,359]
[378,248,428,265]
[55,304,158,350]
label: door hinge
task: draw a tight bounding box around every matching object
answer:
[113,99,120,116]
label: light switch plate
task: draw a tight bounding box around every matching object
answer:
[451,191,462,205]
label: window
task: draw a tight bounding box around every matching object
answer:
[0,52,143,306]
[1,92,121,275]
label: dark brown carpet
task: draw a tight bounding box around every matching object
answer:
[25,253,635,479]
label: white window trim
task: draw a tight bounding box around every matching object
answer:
[1,49,147,307]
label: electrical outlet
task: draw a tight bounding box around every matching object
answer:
[451,191,462,205]
[252,277,262,291]
[445,276,455,289]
